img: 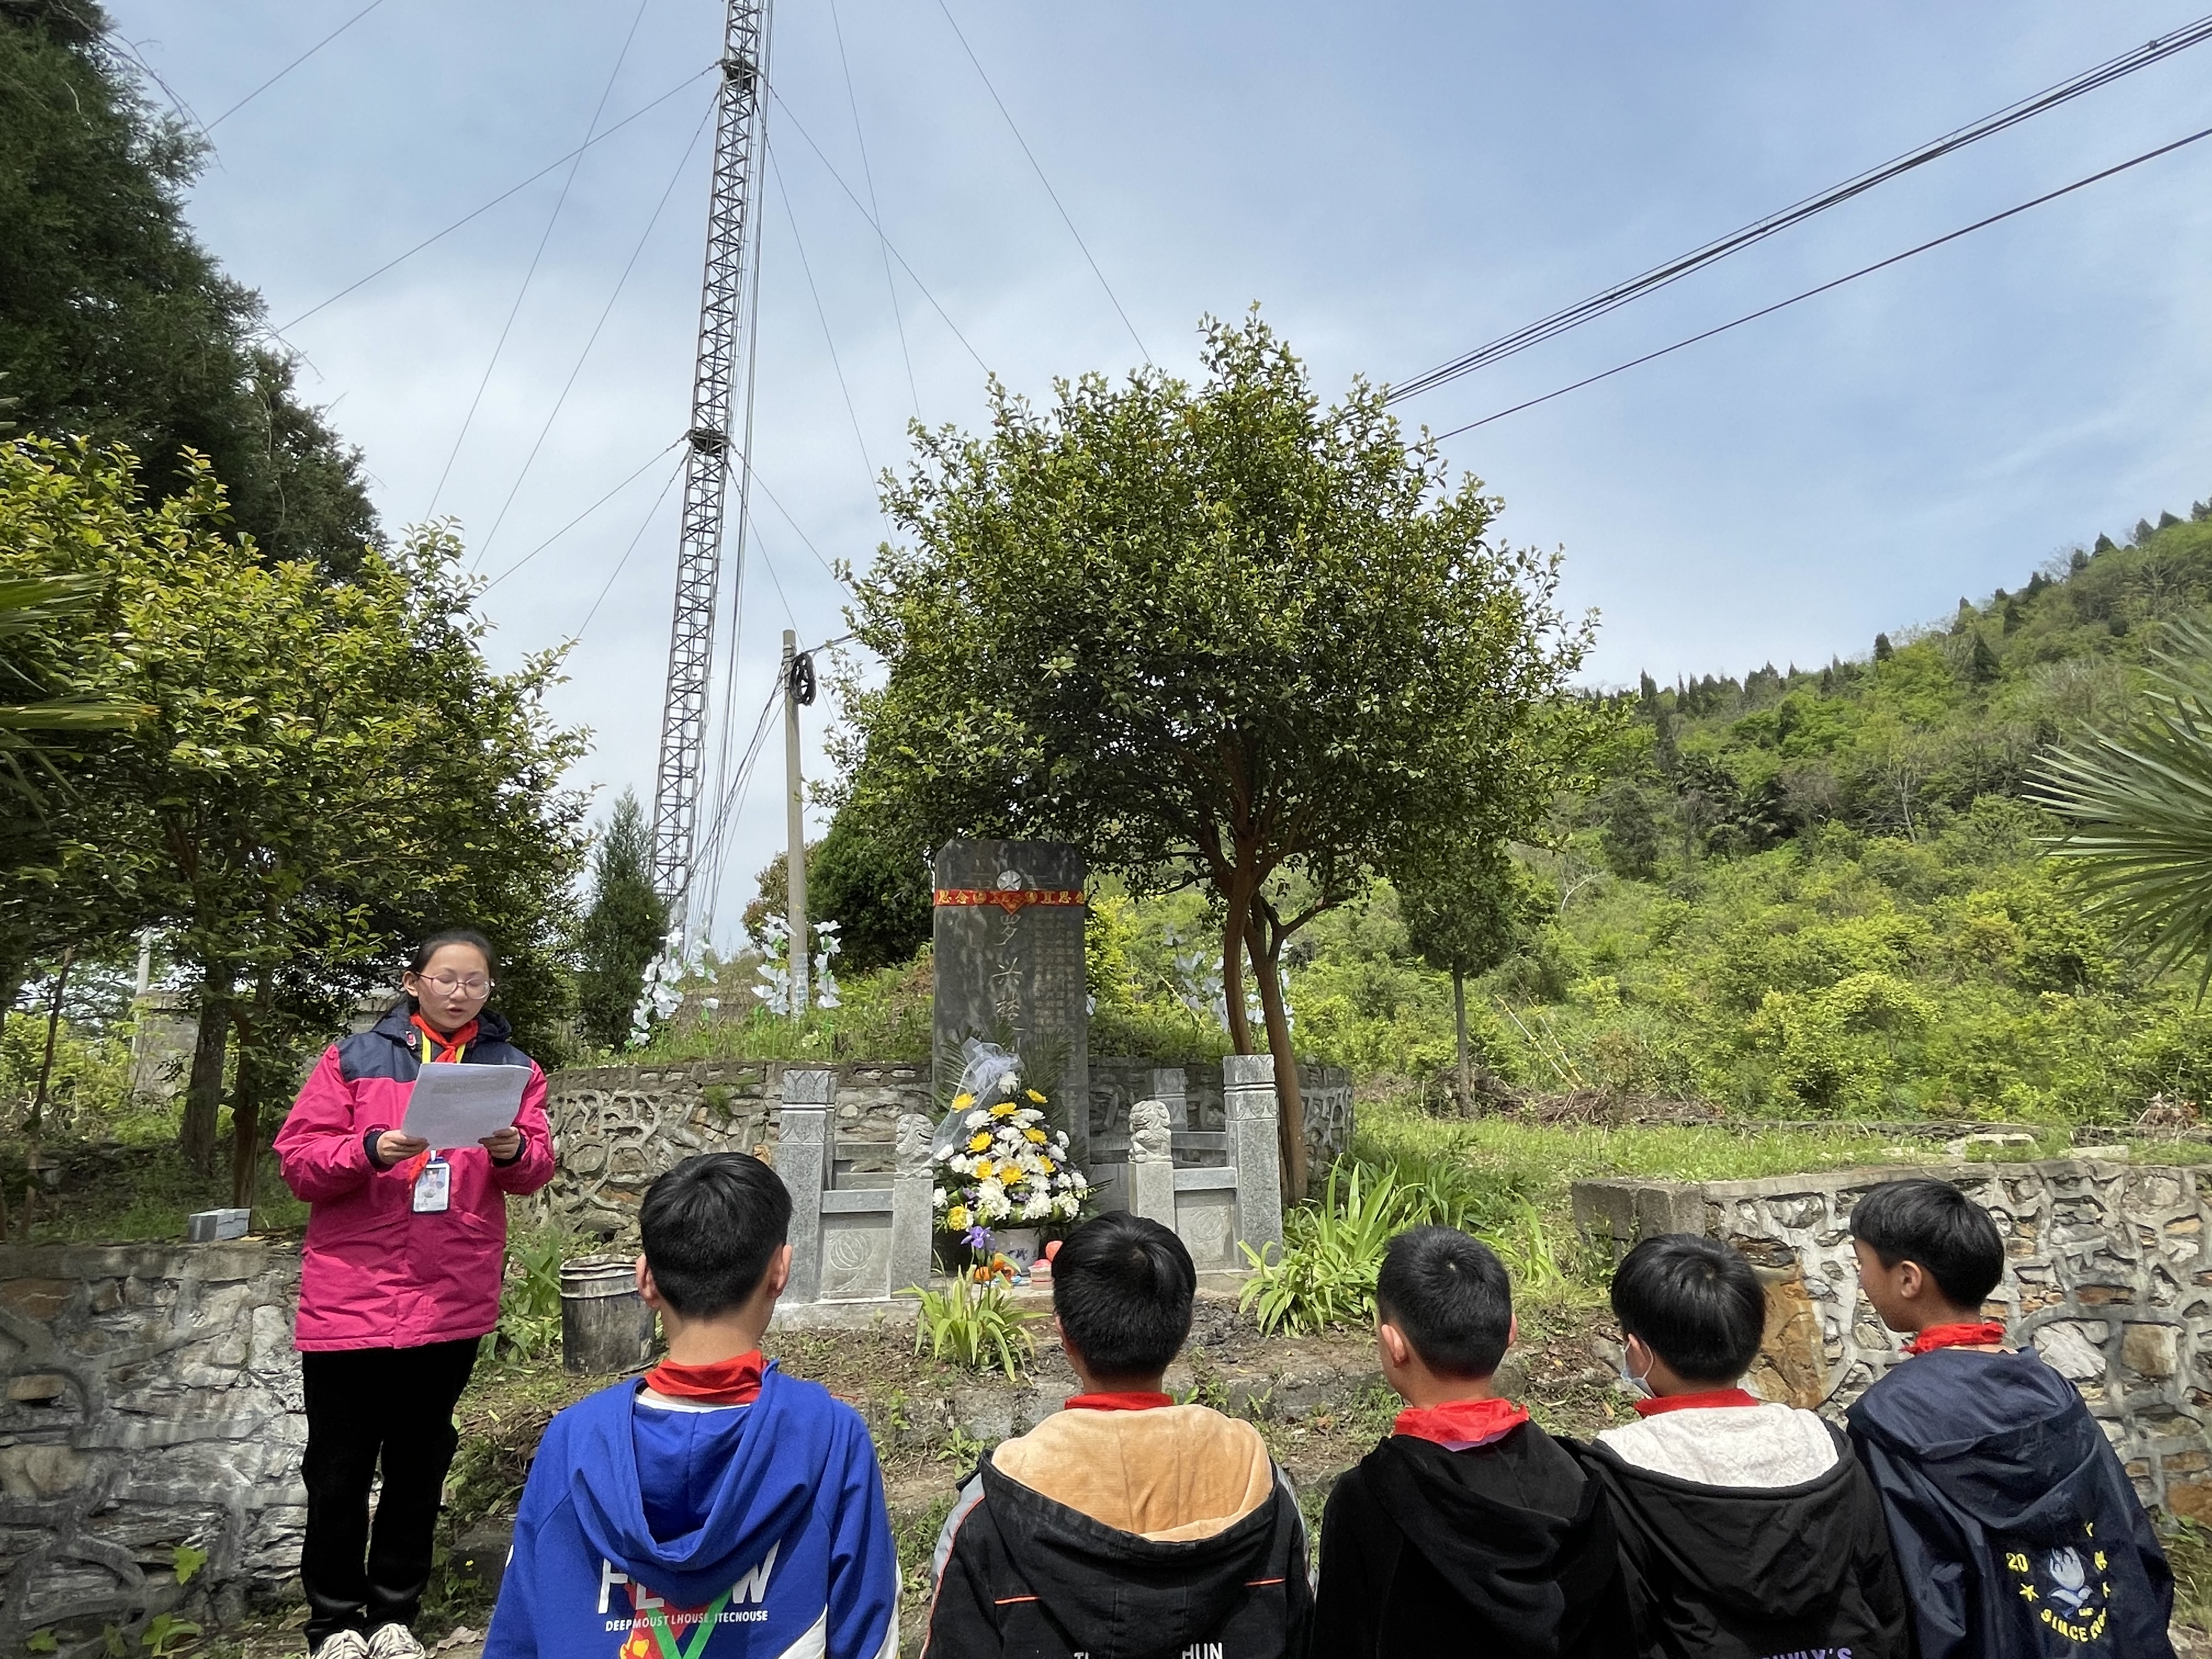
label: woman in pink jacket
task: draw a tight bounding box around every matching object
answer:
[274,929,556,1659]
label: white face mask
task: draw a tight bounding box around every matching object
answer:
[1618,1346,1655,1400]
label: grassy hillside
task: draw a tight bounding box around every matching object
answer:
[646,499,2212,1127]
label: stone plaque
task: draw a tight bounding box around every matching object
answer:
[819,1213,893,1301]
[1175,1188,1238,1271]
[933,839,1090,1167]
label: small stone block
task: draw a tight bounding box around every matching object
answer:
[187,1208,251,1243]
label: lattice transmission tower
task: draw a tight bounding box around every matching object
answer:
[650,0,772,920]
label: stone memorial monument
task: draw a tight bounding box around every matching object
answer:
[932,839,1091,1167]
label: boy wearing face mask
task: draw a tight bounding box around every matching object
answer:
[1578,1234,1908,1658]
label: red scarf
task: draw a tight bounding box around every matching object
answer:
[1065,1391,1175,1412]
[411,1011,479,1064]
[1393,1397,1531,1449]
[642,1350,765,1406]
[1904,1321,2006,1356]
[1633,1387,1764,1418]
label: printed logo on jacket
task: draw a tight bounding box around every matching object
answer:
[2002,1521,2112,1645]
[600,1550,777,1657]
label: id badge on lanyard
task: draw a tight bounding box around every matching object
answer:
[412,1155,450,1214]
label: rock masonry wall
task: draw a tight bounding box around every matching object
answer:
[1573,1157,2212,1518]
[543,1055,1355,1234]
[0,1243,305,1650]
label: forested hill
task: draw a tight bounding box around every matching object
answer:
[1245,496,2212,1128]
[1592,496,2212,865]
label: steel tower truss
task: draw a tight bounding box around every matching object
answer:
[651,0,770,915]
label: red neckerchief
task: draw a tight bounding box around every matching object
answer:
[1633,1387,1764,1418]
[394,1014,482,1182]
[410,1012,479,1064]
[1065,1391,1175,1412]
[642,1351,765,1406]
[1393,1397,1531,1448]
[1904,1321,2007,1356]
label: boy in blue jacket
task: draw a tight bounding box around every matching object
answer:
[1845,1176,2174,1659]
[485,1153,898,1659]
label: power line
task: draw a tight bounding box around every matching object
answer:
[206,0,392,131]
[932,0,1149,364]
[1390,14,2212,406]
[434,0,654,524]
[571,453,688,642]
[830,0,920,413]
[481,437,684,591]
[478,100,714,558]
[768,86,992,375]
[1429,120,2212,442]
[770,151,881,505]
[738,455,854,590]
[273,69,713,334]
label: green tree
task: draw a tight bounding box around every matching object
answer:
[2031,616,2212,995]
[810,810,932,973]
[836,314,1590,1194]
[1599,780,1663,878]
[1398,841,1527,1107]
[1,440,585,1194]
[0,1,379,572]
[574,789,667,1051]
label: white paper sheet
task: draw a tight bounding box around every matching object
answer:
[400,1063,531,1150]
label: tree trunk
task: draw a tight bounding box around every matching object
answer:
[1453,966,1470,1114]
[229,976,279,1210]
[27,947,72,1138]
[1244,923,1307,1200]
[182,968,234,1175]
[1221,899,1254,1053]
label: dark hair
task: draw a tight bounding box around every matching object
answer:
[408,928,498,977]
[1849,1177,2006,1308]
[1375,1226,1513,1379]
[1610,1234,1766,1384]
[639,1153,792,1317]
[1051,1212,1195,1379]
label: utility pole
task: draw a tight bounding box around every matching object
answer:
[782,629,810,1015]
[649,0,772,927]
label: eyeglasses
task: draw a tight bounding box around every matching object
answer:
[416,973,494,996]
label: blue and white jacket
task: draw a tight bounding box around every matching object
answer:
[486,1363,897,1659]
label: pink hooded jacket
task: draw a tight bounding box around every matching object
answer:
[275,1003,555,1351]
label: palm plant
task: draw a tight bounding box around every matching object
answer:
[0,574,146,800]
[2030,617,2212,995]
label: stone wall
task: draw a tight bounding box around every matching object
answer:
[544,1054,1356,1233]
[1573,1158,2212,1518]
[0,1243,306,1651]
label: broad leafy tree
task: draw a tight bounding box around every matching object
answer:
[574,789,667,1051]
[1,440,585,1195]
[1400,840,1530,1109]
[811,809,932,973]
[836,314,1590,1194]
[0,0,380,572]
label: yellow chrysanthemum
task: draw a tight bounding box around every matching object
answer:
[973,1159,995,1181]
[946,1205,969,1231]
[1037,1157,1054,1173]
[1026,1089,1047,1104]
[990,1102,1019,1118]
[1024,1127,1047,1143]
[952,1092,975,1109]
[968,1131,992,1153]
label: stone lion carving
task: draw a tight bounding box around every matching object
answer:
[1130,1099,1173,1165]
[896,1113,934,1172]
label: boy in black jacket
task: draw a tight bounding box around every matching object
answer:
[1314,1226,1630,1658]
[1578,1233,1908,1657]
[1844,1176,2175,1659]
[923,1212,1311,1659]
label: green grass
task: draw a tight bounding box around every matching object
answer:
[3,1135,308,1243]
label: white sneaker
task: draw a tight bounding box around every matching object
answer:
[365,1626,425,1659]
[313,1632,370,1659]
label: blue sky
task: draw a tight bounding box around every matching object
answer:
[106,0,2212,944]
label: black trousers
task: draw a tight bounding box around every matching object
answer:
[300,1337,481,1646]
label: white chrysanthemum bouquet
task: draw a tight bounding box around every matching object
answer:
[932,1076,1088,1251]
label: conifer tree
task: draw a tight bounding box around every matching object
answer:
[574,790,667,1051]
